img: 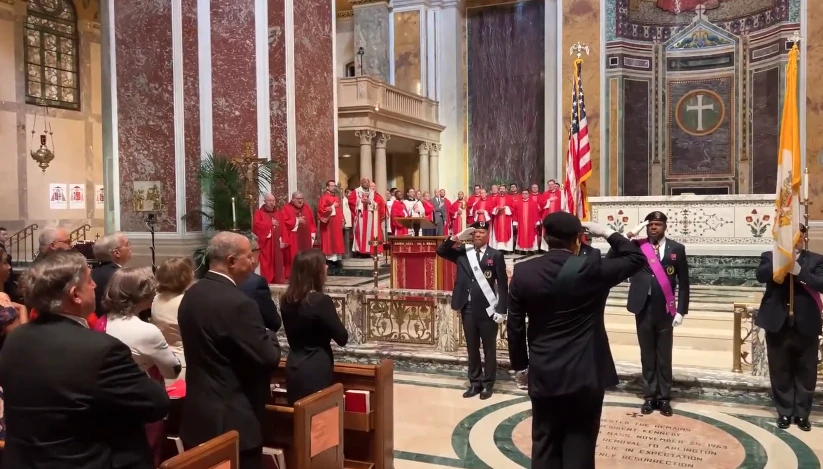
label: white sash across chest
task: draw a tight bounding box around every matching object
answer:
[466,245,498,317]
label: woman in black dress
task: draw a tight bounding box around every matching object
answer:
[281,249,348,404]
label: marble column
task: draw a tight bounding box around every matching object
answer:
[356,130,375,181]
[417,142,430,192]
[375,132,390,195]
[352,0,390,82]
[429,143,441,191]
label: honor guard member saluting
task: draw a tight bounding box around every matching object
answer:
[755,223,823,431]
[507,213,645,468]
[436,220,508,400]
[624,211,690,417]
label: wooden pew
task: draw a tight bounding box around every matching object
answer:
[264,383,345,469]
[159,430,239,469]
[270,360,393,469]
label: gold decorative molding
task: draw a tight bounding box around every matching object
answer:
[336,10,354,19]
[349,0,389,7]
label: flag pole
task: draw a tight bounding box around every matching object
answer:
[788,32,804,323]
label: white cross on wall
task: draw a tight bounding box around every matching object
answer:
[685,94,714,131]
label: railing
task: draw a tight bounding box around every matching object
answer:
[6,224,39,264]
[732,303,758,373]
[68,224,92,244]
[337,76,440,126]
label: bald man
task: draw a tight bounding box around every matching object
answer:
[252,193,286,284]
[280,191,317,278]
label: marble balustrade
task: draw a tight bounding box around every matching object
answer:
[269,285,506,353]
[589,194,776,257]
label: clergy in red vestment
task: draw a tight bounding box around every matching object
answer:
[490,185,514,251]
[466,184,482,225]
[389,189,411,235]
[471,189,492,224]
[348,178,385,255]
[252,193,285,284]
[449,191,468,234]
[317,180,345,265]
[280,191,317,278]
[421,191,436,236]
[539,180,563,251]
[513,190,541,252]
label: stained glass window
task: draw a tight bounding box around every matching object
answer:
[24,0,79,110]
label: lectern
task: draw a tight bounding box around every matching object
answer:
[388,228,457,291]
[394,216,435,236]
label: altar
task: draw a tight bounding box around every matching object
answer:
[588,194,775,286]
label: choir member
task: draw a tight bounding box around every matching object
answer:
[513,190,541,252]
[252,193,285,284]
[317,180,345,266]
[280,191,317,279]
[348,178,385,256]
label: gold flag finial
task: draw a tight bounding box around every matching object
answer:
[569,42,590,59]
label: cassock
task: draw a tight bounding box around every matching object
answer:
[449,199,468,234]
[348,187,385,254]
[466,194,480,225]
[252,206,285,284]
[490,194,514,251]
[539,190,562,250]
[280,202,317,278]
[513,196,541,252]
[317,191,345,261]
[390,199,410,235]
[471,197,492,225]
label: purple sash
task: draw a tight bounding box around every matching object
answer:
[639,240,677,317]
[801,283,823,311]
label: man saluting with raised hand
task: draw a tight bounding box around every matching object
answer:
[623,211,690,417]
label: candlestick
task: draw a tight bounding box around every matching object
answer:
[231,197,237,229]
[803,167,809,202]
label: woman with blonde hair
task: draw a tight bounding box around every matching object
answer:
[152,257,195,376]
[281,249,348,404]
[99,266,181,465]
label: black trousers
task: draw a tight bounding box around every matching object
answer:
[461,304,498,387]
[239,447,263,469]
[531,388,605,469]
[766,325,818,418]
[636,301,674,400]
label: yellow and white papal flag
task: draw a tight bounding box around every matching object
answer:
[772,42,802,284]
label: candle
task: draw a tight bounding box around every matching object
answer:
[803,170,809,201]
[231,197,237,226]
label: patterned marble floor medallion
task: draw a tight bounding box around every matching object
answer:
[393,373,823,469]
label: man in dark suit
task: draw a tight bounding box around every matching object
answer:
[624,211,690,417]
[755,224,822,431]
[436,220,508,399]
[179,231,282,469]
[0,250,170,469]
[432,189,449,236]
[240,238,282,332]
[91,232,132,316]
[508,213,645,469]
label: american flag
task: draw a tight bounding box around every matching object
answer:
[561,60,592,220]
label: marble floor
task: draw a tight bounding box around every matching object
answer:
[393,371,823,468]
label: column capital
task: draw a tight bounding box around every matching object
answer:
[375,132,391,149]
[429,143,442,154]
[417,142,431,154]
[354,130,376,145]
[349,0,390,8]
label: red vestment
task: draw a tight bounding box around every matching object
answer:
[491,194,513,243]
[514,196,541,250]
[471,197,492,223]
[317,191,345,256]
[280,202,316,278]
[348,188,385,254]
[466,194,481,225]
[252,206,285,284]
[390,199,410,235]
[422,200,434,222]
[449,198,467,234]
[540,189,562,218]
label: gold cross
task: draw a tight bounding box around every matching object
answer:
[231,142,269,204]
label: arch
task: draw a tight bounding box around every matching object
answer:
[24,0,80,110]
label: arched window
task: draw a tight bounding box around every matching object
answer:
[24,0,80,110]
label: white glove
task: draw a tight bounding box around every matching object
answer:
[581,221,616,238]
[626,221,649,239]
[456,227,475,241]
[792,261,801,276]
[672,313,684,327]
[492,313,506,324]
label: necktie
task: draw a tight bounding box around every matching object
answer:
[653,242,660,258]
[476,249,482,263]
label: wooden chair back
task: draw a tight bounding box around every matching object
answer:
[159,430,239,469]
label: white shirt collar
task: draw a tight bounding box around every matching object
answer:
[57,313,89,328]
[208,270,237,286]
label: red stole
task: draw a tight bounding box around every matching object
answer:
[493,194,512,242]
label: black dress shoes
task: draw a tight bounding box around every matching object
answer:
[794,416,812,432]
[658,400,673,417]
[463,386,482,398]
[479,386,494,400]
[776,415,791,429]
[640,399,657,415]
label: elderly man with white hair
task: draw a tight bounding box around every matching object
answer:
[91,232,132,317]
[280,191,316,279]
[178,231,281,469]
[252,192,286,284]
[36,227,71,258]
